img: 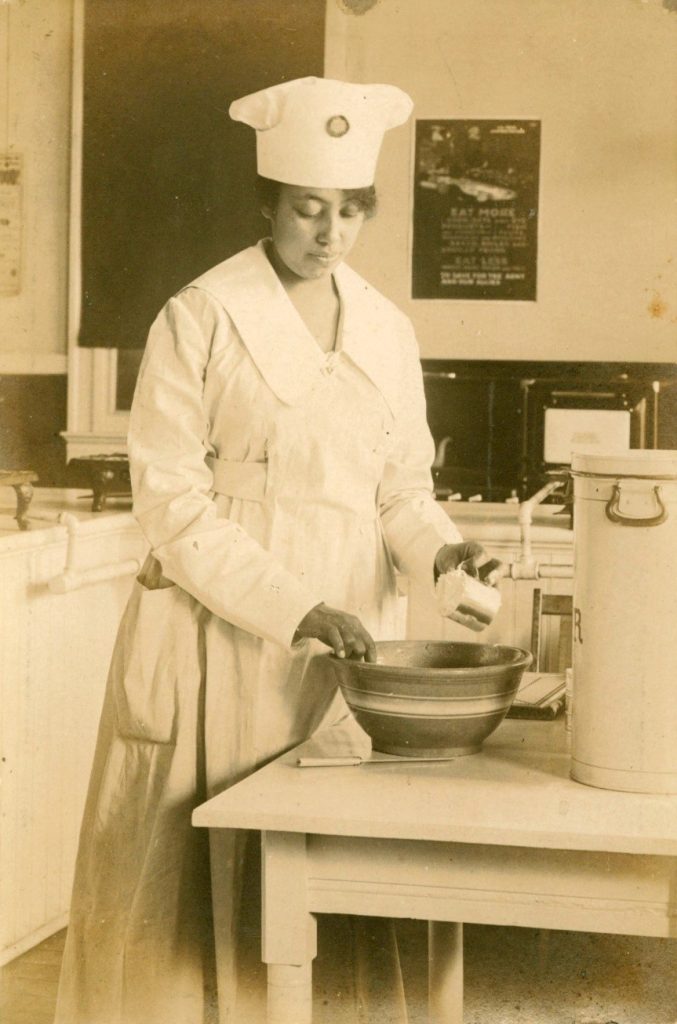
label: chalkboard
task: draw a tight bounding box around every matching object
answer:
[79,0,326,349]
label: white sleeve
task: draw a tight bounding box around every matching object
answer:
[379,321,463,587]
[127,291,322,647]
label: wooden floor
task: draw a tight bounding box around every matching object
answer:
[2,923,676,1024]
[1,931,65,1024]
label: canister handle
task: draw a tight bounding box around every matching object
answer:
[605,484,668,527]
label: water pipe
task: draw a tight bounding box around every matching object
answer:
[505,479,573,581]
[48,512,141,593]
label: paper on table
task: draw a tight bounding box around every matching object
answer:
[507,671,566,719]
[297,713,373,763]
[295,717,463,767]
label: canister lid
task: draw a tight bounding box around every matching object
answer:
[571,448,677,479]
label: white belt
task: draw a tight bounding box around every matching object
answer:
[206,454,267,502]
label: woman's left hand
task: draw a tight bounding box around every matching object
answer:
[435,541,503,586]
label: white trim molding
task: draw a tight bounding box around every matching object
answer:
[0,353,68,375]
[64,0,130,461]
[63,346,129,459]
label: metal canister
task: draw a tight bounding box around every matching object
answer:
[570,449,677,793]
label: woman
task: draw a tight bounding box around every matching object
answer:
[55,77,497,1024]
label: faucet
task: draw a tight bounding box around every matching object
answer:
[506,479,573,580]
[433,436,453,469]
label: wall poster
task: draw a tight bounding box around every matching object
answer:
[412,119,540,300]
[0,154,22,297]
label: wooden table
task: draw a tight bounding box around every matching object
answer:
[192,719,677,1024]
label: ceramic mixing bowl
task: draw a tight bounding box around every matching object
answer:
[326,640,532,757]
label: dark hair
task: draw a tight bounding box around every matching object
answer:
[256,175,378,219]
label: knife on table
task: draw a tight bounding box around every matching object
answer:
[296,755,459,767]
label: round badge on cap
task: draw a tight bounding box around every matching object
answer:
[326,115,350,138]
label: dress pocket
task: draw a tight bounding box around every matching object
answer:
[112,575,196,745]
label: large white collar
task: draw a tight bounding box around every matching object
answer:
[186,241,403,412]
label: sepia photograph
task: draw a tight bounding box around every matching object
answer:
[1,2,676,1023]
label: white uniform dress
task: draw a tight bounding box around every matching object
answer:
[54,241,462,1024]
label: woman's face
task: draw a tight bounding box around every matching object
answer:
[263,185,366,281]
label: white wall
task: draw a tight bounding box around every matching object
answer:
[1,2,674,370]
[0,0,72,373]
[326,0,677,362]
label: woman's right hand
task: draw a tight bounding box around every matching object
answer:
[294,603,377,662]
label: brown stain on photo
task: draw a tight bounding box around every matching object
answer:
[647,292,668,319]
[336,0,381,14]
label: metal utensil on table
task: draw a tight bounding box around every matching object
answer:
[296,754,460,767]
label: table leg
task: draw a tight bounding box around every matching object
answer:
[262,831,316,1024]
[428,921,463,1024]
[268,963,313,1024]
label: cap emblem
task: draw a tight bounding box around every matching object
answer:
[326,115,350,138]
